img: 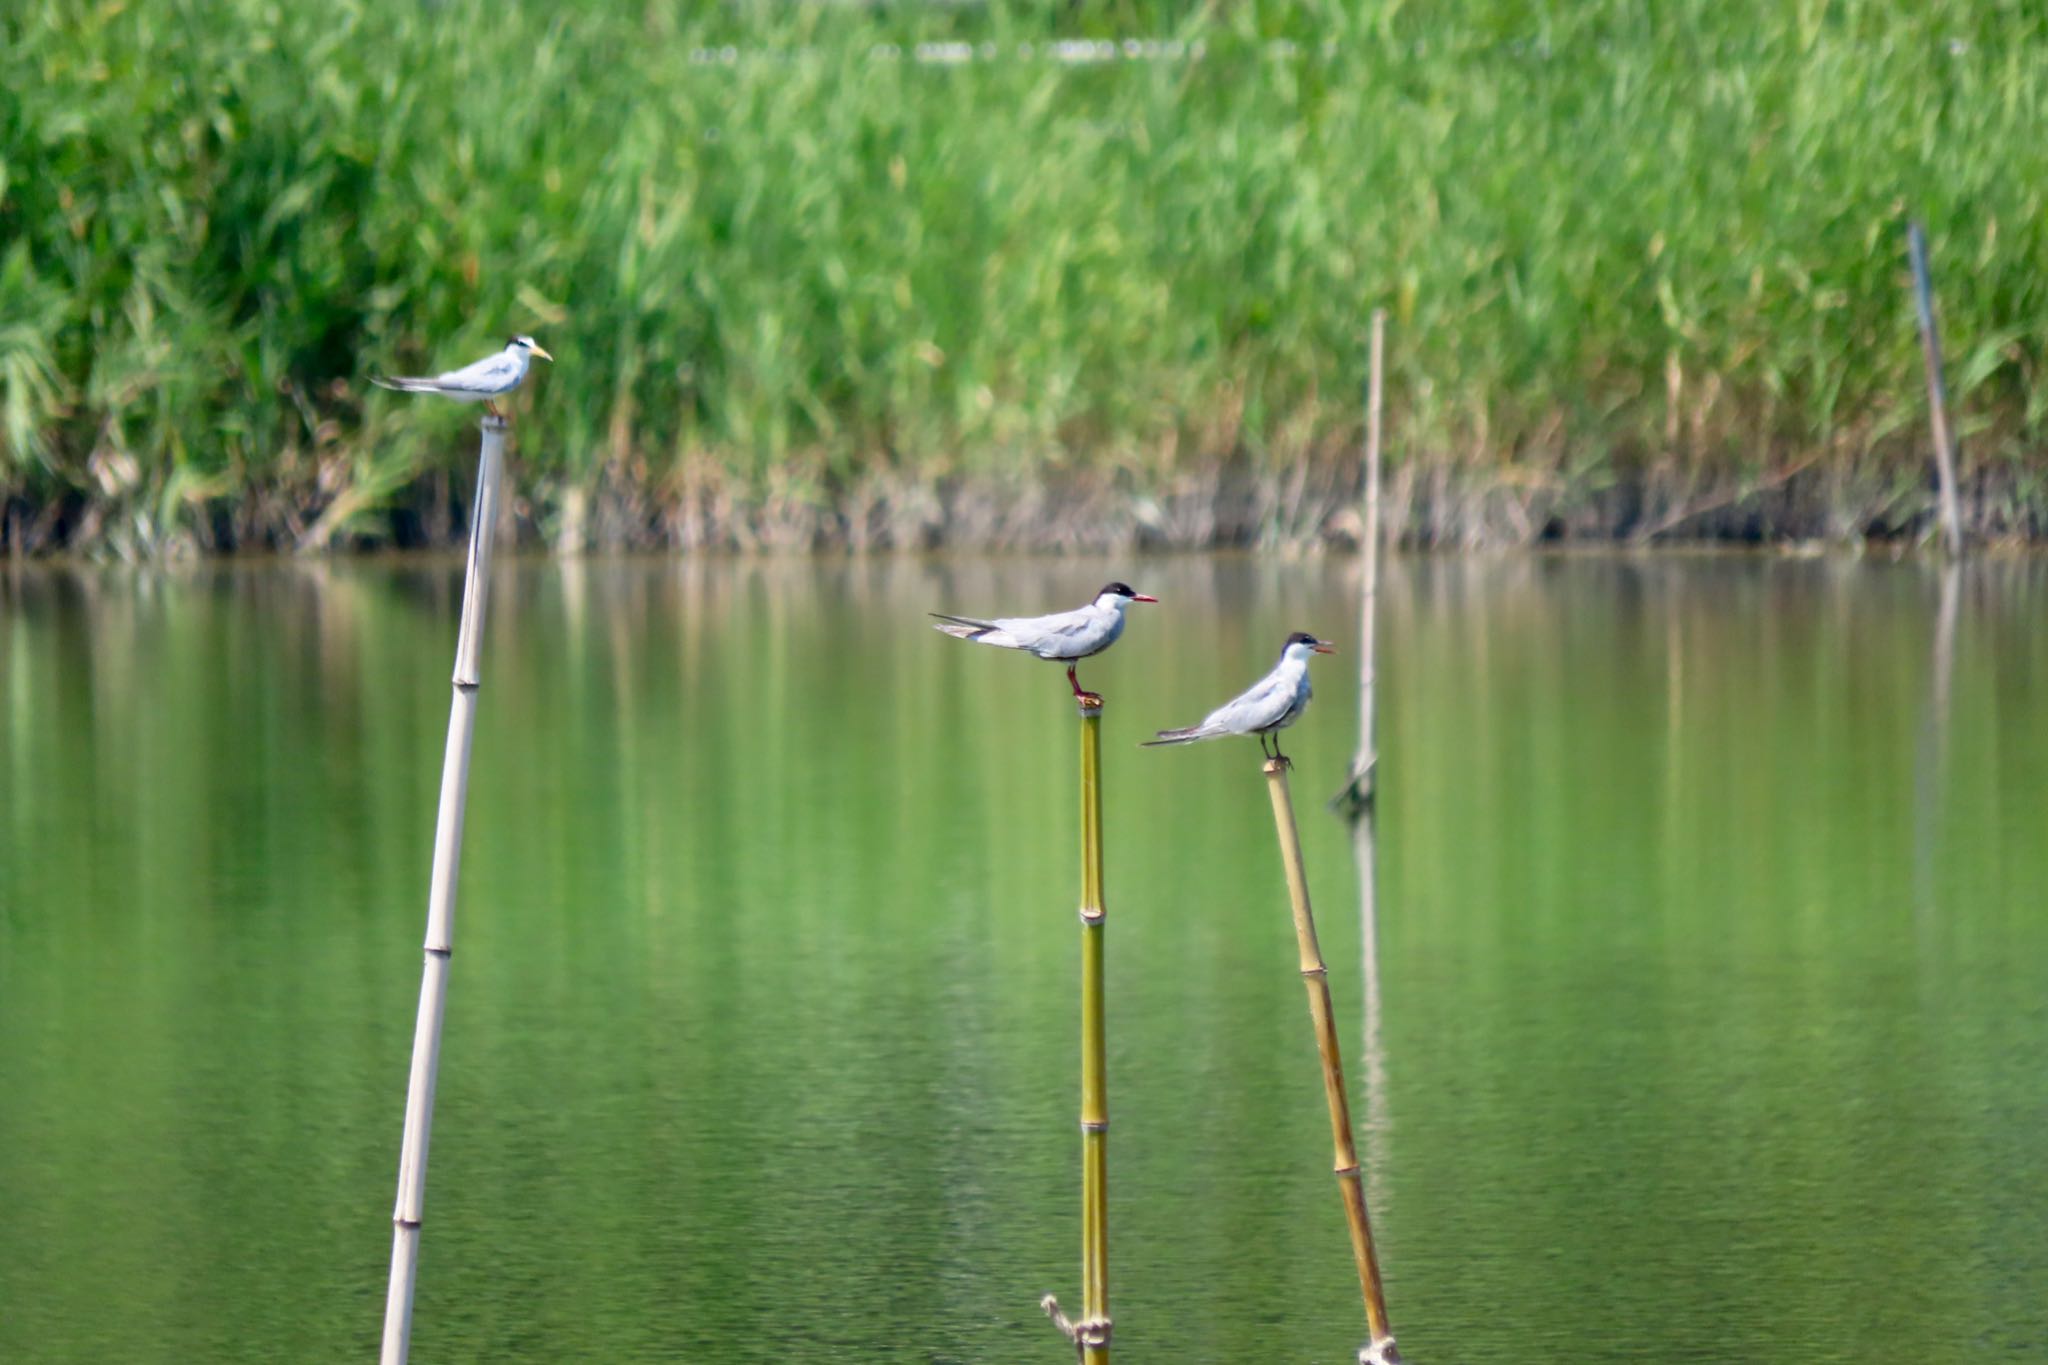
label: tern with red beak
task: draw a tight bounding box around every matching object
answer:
[1143,631,1336,761]
[931,581,1158,702]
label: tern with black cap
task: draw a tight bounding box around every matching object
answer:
[1143,631,1337,761]
[373,335,554,419]
[930,582,1159,702]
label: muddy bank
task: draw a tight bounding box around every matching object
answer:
[5,453,2043,558]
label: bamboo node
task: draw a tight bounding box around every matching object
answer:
[393,1216,421,1230]
[424,945,451,959]
[1300,964,1329,979]
[1078,905,1105,925]
[1080,1119,1108,1133]
[1358,1334,1401,1364]
[452,676,480,692]
[1333,1163,1362,1179]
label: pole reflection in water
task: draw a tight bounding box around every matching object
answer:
[1913,562,1961,925]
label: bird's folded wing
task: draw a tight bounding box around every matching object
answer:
[992,610,1058,635]
[1039,610,1103,645]
[988,610,1075,649]
[435,353,521,391]
[1208,671,1291,731]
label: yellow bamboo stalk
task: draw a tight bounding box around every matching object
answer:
[1044,696,1111,1362]
[381,415,506,1365]
[1265,756,1401,1365]
[1079,698,1110,1364]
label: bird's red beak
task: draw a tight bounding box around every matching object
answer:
[1132,594,1159,603]
[1312,642,1337,654]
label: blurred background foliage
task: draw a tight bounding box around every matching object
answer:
[2,0,2046,549]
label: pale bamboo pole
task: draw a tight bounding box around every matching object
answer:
[380,414,507,1365]
[1906,220,1965,559]
[1043,696,1111,1363]
[1265,757,1400,1365]
[1335,310,1387,818]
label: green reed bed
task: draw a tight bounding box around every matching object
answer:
[3,2,2046,551]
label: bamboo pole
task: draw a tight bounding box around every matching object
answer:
[1265,757,1400,1364]
[1043,695,1111,1363]
[380,415,507,1365]
[1906,220,1965,559]
[1334,310,1387,818]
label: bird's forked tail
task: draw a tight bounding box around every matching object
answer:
[930,613,1019,648]
[1141,725,1216,747]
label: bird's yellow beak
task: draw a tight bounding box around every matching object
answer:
[530,345,554,362]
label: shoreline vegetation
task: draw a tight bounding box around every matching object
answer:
[5,3,2046,557]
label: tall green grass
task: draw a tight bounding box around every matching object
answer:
[4,1,2046,548]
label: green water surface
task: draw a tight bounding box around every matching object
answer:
[2,556,2043,1362]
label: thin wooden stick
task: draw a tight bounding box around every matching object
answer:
[1045,696,1111,1362]
[1266,757,1400,1364]
[380,414,507,1365]
[1906,220,1965,559]
[1335,310,1386,818]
